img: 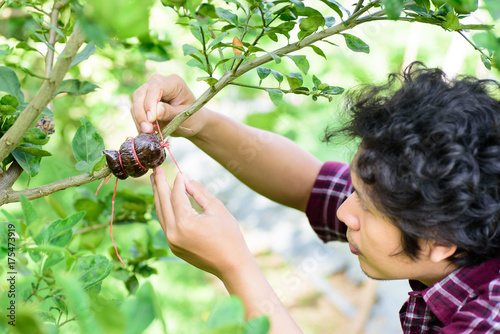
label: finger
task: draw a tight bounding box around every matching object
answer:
[132,83,154,133]
[144,84,163,123]
[152,167,176,230]
[184,175,222,215]
[171,172,197,220]
[151,173,166,231]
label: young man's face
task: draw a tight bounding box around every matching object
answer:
[336,158,457,286]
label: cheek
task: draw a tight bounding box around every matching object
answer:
[361,218,402,256]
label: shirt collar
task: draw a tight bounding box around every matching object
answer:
[408,257,500,325]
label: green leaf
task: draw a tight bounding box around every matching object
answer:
[299,15,324,39]
[319,0,347,18]
[20,194,38,226]
[443,12,460,30]
[244,316,270,334]
[182,44,199,56]
[47,211,85,247]
[286,72,304,90]
[74,198,103,223]
[138,41,172,62]
[216,7,239,26]
[72,117,105,175]
[187,58,206,71]
[43,252,65,270]
[257,67,271,80]
[290,0,305,13]
[266,89,283,106]
[414,0,431,12]
[12,148,41,177]
[342,34,370,54]
[381,0,404,20]
[72,255,112,290]
[122,282,157,334]
[0,66,24,104]
[208,31,228,50]
[92,155,107,174]
[285,55,310,74]
[0,105,17,115]
[197,76,219,87]
[1,94,19,108]
[14,145,52,157]
[312,75,322,88]
[271,70,284,83]
[71,42,96,68]
[325,16,336,27]
[308,45,327,59]
[207,296,245,330]
[55,79,99,96]
[21,128,49,145]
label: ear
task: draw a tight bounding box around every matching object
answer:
[428,242,457,263]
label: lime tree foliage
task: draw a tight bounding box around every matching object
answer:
[0,0,498,333]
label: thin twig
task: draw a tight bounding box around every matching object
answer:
[73,222,109,236]
[0,26,85,164]
[208,27,228,72]
[353,0,365,14]
[0,167,111,205]
[0,1,6,9]
[229,82,336,98]
[457,30,492,60]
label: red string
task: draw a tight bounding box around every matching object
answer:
[130,137,147,170]
[110,177,125,266]
[154,89,183,173]
[117,150,126,176]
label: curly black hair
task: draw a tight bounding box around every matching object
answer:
[327,62,500,267]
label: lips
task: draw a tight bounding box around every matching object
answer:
[348,242,361,255]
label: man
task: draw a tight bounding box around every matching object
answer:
[131,62,500,333]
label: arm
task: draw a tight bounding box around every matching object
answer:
[151,167,303,333]
[132,74,322,211]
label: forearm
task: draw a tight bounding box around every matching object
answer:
[189,109,322,211]
[221,257,302,334]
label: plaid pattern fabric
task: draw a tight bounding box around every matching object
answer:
[306,162,500,333]
[401,258,500,334]
[305,161,352,243]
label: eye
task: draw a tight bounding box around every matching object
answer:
[354,191,369,212]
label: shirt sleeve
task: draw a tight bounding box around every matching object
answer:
[305,161,353,243]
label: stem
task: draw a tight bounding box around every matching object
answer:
[0,166,111,206]
[59,316,77,327]
[229,82,335,98]
[353,0,365,14]
[200,27,212,76]
[345,0,380,25]
[208,27,228,72]
[0,1,5,9]
[457,30,491,60]
[73,222,109,236]
[0,26,85,164]
[162,15,373,139]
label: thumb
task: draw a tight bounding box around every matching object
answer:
[184,176,222,214]
[157,102,178,122]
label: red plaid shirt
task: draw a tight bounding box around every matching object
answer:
[305,161,500,333]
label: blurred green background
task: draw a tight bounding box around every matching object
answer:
[1,0,499,333]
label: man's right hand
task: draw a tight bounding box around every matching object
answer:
[131,74,209,137]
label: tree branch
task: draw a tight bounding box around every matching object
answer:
[0,167,111,205]
[162,12,374,139]
[0,26,86,164]
[0,161,23,191]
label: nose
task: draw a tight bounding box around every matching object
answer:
[336,193,361,231]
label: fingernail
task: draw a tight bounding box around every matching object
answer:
[147,111,154,122]
[140,122,151,133]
